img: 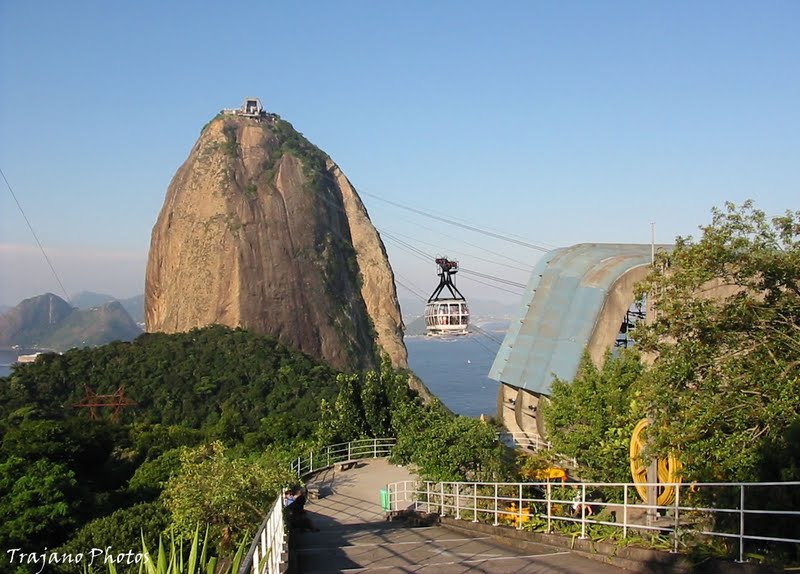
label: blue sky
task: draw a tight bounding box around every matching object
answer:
[1,1,798,310]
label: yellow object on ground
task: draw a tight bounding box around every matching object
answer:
[522,466,568,482]
[506,503,532,527]
[630,418,681,505]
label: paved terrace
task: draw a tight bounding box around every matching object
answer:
[295,458,627,574]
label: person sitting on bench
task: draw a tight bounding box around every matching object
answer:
[286,486,319,532]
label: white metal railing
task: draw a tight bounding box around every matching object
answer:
[290,437,396,477]
[498,432,551,451]
[387,479,800,563]
[238,494,285,574]
[239,438,396,574]
[497,432,577,468]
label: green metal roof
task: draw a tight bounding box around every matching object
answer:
[489,243,665,395]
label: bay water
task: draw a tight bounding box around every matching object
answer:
[405,327,504,419]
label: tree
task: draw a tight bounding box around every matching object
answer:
[361,370,390,437]
[393,399,507,481]
[53,501,169,574]
[313,398,338,447]
[542,350,646,483]
[635,201,800,482]
[0,456,79,550]
[333,374,367,441]
[162,442,297,547]
[127,447,185,501]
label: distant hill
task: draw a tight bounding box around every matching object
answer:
[0,293,142,351]
[72,291,145,324]
[405,315,427,336]
[119,294,145,323]
[71,291,116,308]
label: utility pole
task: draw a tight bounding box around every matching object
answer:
[650,222,656,265]
[647,222,658,526]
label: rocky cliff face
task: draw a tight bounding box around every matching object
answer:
[145,111,408,373]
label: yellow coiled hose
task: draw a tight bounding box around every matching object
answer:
[630,418,681,505]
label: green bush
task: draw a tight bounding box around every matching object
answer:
[53,501,169,573]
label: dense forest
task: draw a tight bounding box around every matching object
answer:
[0,324,504,573]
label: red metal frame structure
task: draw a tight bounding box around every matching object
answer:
[73,385,136,422]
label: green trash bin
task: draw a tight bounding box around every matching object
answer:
[380,487,391,512]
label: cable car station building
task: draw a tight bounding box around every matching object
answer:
[489,243,671,445]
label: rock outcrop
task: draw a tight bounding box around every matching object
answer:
[145,110,408,373]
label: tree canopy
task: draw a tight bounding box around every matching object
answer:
[542,349,645,483]
[634,201,800,482]
[542,201,799,485]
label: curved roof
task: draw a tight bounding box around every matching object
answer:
[489,243,667,395]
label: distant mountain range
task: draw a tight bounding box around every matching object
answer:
[2,291,517,347]
[0,293,142,352]
[71,291,145,324]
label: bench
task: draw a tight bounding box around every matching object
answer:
[307,486,320,500]
[407,511,440,527]
[335,460,358,471]
[385,509,408,521]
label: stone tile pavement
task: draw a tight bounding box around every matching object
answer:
[293,458,628,574]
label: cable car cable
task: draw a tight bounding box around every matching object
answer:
[1,166,71,304]
[458,274,524,297]
[460,268,528,289]
[379,226,532,273]
[288,177,526,302]
[383,235,524,296]
[360,190,551,252]
[378,213,536,270]
[394,276,429,302]
[470,323,505,346]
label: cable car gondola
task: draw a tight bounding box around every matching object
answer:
[424,257,469,335]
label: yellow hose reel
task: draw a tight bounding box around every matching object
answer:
[630,418,681,505]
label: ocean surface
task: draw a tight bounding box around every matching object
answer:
[405,322,507,418]
[0,324,507,419]
[0,348,35,378]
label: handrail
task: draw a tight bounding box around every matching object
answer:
[387,479,800,563]
[239,438,397,574]
[498,431,551,451]
[289,437,396,478]
[237,495,284,574]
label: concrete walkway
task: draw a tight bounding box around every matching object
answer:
[294,458,628,574]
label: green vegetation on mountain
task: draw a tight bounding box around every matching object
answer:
[262,117,330,192]
[0,326,339,571]
[72,291,145,324]
[2,325,341,445]
[0,323,503,572]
